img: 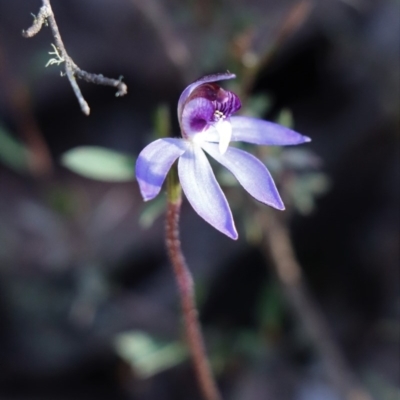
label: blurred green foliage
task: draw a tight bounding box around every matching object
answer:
[288,172,330,215]
[276,108,294,129]
[241,93,272,118]
[0,125,29,172]
[138,194,166,228]
[61,146,135,181]
[256,282,285,335]
[114,331,187,379]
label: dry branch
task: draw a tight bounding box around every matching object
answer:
[22,0,127,115]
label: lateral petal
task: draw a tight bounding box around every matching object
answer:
[178,144,238,239]
[231,116,311,145]
[136,138,188,201]
[202,142,285,210]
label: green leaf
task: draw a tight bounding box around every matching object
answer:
[114,331,187,379]
[0,126,29,172]
[61,146,135,181]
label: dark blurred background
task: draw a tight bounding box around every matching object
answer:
[0,1,398,399]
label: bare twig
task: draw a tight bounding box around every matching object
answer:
[261,211,373,400]
[22,0,127,115]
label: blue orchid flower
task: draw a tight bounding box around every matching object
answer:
[136,72,310,240]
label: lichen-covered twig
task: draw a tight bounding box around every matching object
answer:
[22,0,127,116]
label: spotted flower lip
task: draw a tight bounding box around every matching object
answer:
[136,72,311,240]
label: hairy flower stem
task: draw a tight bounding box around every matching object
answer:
[165,167,221,400]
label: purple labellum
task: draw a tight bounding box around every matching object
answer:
[180,83,241,139]
[136,72,311,239]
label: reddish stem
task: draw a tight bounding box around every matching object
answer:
[165,197,221,400]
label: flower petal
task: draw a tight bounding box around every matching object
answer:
[136,138,188,201]
[201,142,285,210]
[178,144,238,239]
[178,72,236,121]
[231,116,311,145]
